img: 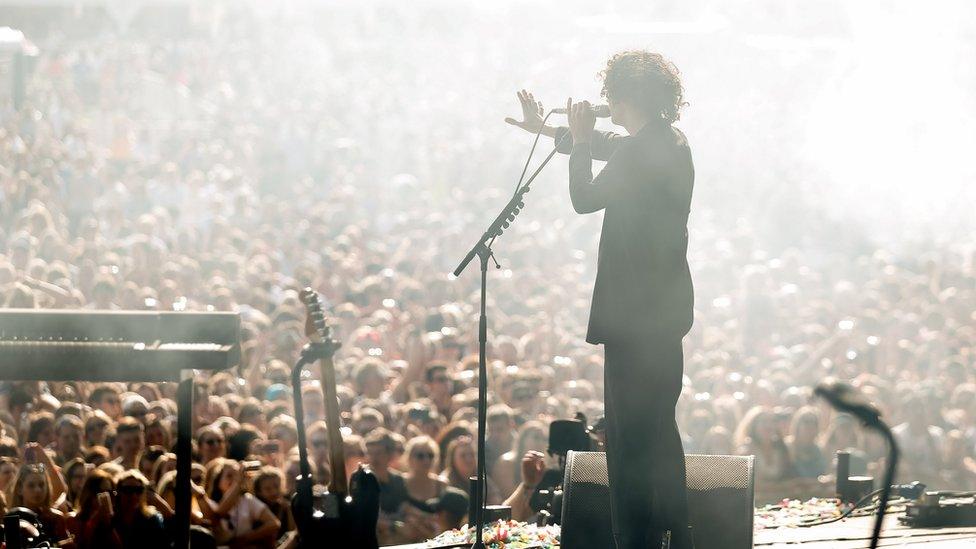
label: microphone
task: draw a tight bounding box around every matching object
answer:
[552,104,611,118]
[814,379,882,426]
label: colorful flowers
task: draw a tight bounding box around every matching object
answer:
[427,519,561,548]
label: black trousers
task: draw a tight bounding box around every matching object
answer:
[604,335,690,549]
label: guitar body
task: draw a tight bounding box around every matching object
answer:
[291,289,381,549]
[291,465,381,548]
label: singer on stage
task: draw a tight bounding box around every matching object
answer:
[508,50,695,549]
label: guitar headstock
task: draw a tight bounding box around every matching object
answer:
[300,288,341,360]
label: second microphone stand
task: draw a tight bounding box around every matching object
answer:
[453,143,562,549]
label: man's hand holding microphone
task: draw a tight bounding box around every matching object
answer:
[505,89,602,144]
[566,98,596,144]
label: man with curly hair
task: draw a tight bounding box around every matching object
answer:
[508,50,695,548]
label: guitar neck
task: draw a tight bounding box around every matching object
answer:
[318,356,349,495]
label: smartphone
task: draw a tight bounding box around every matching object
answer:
[242,460,262,474]
[98,492,113,515]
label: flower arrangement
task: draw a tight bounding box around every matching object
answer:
[755,497,848,529]
[427,519,560,548]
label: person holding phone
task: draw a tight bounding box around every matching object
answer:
[252,466,295,543]
[69,469,122,549]
[200,458,280,548]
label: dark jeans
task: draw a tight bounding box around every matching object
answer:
[604,336,691,549]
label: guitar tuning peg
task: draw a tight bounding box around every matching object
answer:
[501,221,510,229]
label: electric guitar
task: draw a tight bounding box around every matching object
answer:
[291,288,380,548]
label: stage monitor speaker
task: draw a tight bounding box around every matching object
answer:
[561,452,755,549]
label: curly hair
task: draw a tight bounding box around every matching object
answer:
[599,50,687,124]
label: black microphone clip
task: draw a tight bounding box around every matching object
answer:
[814,379,883,427]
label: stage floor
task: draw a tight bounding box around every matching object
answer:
[386,513,976,548]
[756,513,976,547]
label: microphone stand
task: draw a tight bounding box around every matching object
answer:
[815,382,899,549]
[868,420,899,549]
[453,143,562,549]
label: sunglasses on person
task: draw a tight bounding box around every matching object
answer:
[258,441,280,454]
[117,484,145,495]
[412,452,435,461]
[202,438,224,446]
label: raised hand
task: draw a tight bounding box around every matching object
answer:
[520,450,547,488]
[505,89,545,133]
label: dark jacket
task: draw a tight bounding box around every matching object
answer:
[555,123,694,344]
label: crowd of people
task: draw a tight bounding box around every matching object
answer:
[0,2,973,547]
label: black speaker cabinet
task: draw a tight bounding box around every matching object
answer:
[561,451,755,549]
